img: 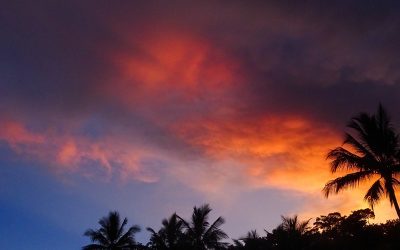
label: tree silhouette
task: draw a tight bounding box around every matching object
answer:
[79,207,400,250]
[313,212,344,236]
[147,213,185,250]
[279,215,310,234]
[178,204,228,250]
[267,215,311,250]
[311,209,378,250]
[324,104,400,219]
[232,230,269,250]
[83,211,140,250]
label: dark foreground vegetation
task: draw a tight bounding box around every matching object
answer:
[83,205,400,250]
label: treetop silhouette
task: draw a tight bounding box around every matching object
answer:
[83,211,140,250]
[324,104,400,218]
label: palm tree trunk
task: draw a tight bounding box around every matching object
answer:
[389,189,400,219]
[392,194,400,219]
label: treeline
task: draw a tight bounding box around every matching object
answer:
[82,204,400,250]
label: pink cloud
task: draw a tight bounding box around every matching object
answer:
[0,118,164,183]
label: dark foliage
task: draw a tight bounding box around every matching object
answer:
[324,104,400,218]
[84,208,400,250]
[146,213,186,250]
[228,209,400,250]
[177,204,229,250]
[82,211,140,250]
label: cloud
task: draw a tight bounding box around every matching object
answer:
[164,113,400,221]
[2,0,400,227]
[102,30,242,120]
[0,119,44,146]
[169,114,339,189]
[0,117,166,183]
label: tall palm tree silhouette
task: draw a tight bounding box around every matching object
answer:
[178,204,228,250]
[83,211,140,250]
[147,213,185,250]
[324,104,400,219]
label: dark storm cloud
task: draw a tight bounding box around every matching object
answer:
[2,0,400,156]
[200,0,400,127]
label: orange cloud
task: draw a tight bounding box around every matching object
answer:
[57,140,78,165]
[159,115,333,199]
[171,115,340,189]
[105,31,241,111]
[167,114,399,221]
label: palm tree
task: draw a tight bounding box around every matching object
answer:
[234,230,269,250]
[267,215,310,250]
[178,204,228,250]
[147,213,185,250]
[278,215,310,235]
[324,104,400,219]
[83,211,141,250]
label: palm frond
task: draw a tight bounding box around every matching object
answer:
[83,229,109,245]
[364,178,384,208]
[206,216,226,233]
[82,243,105,250]
[347,114,374,148]
[343,133,377,162]
[392,177,400,186]
[245,230,259,239]
[176,214,194,236]
[117,218,128,239]
[384,177,399,206]
[233,239,245,247]
[327,147,366,172]
[98,211,119,242]
[117,225,140,245]
[323,170,374,197]
[204,217,228,241]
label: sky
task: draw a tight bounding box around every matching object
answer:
[1,1,400,249]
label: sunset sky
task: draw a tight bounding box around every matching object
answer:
[2,1,400,249]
